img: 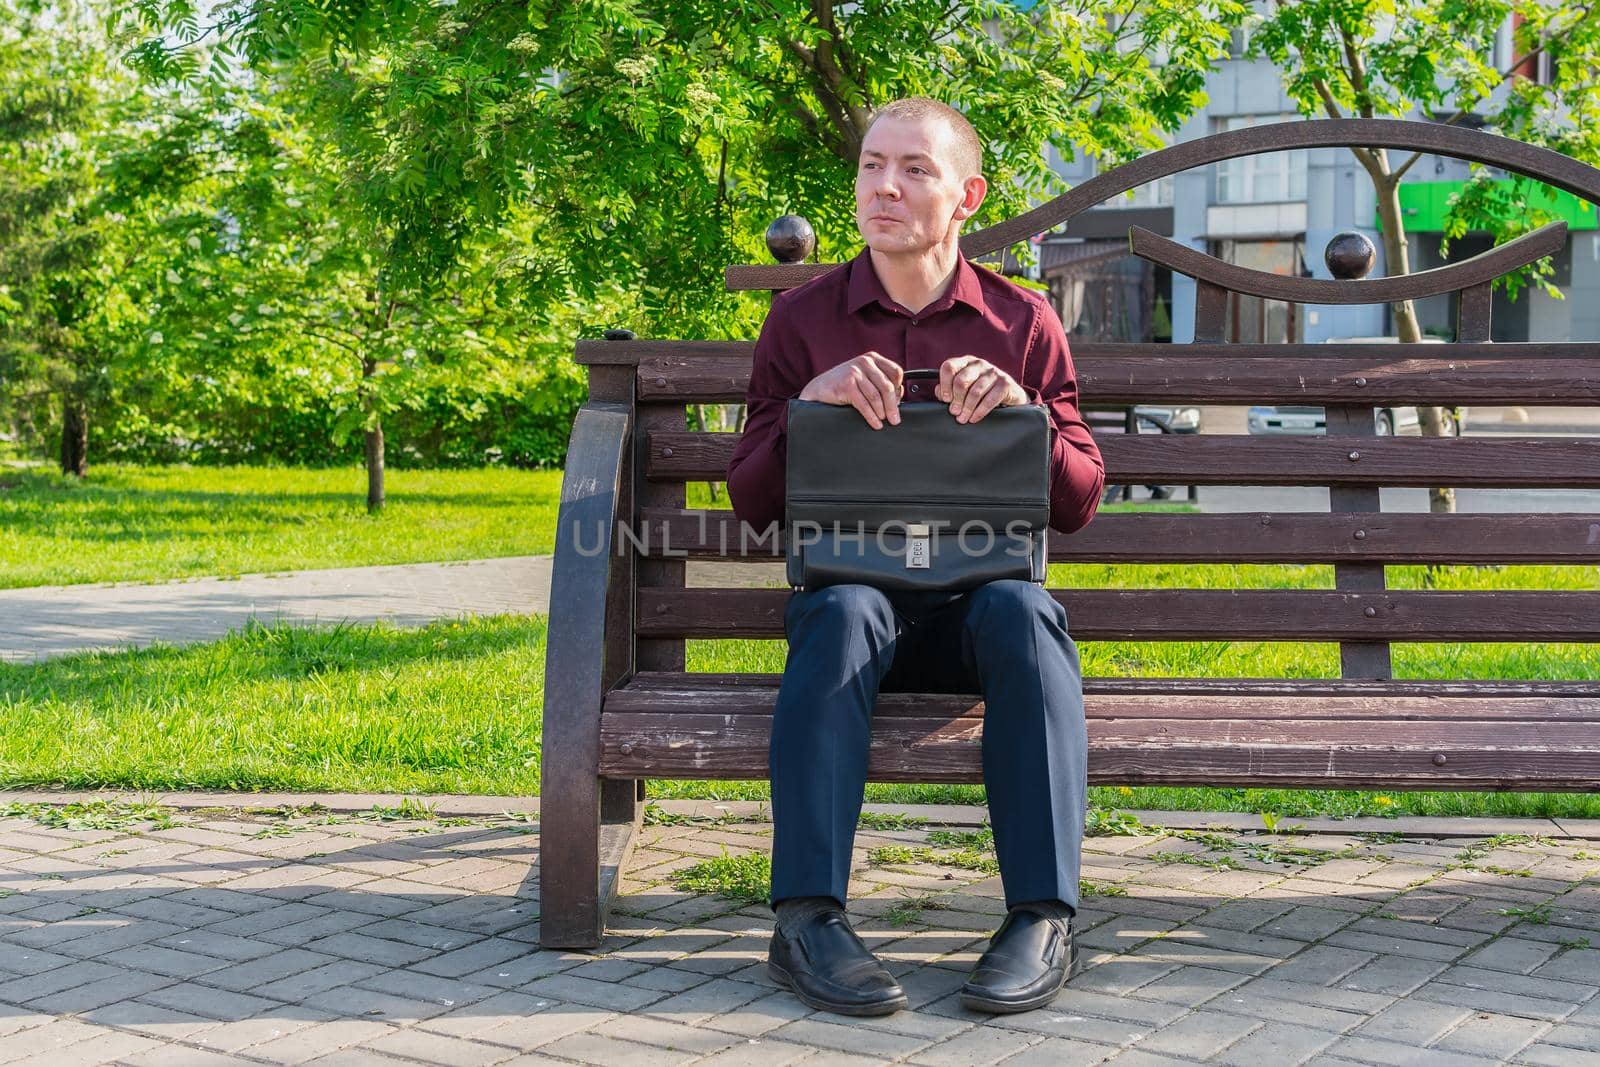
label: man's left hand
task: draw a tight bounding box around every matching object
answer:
[936,356,1029,423]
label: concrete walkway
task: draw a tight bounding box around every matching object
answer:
[2,797,1600,1065]
[0,558,554,663]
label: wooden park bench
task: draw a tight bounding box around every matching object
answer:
[540,118,1600,948]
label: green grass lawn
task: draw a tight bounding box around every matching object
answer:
[0,465,564,589]
[0,617,546,794]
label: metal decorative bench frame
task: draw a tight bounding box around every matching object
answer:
[540,119,1600,949]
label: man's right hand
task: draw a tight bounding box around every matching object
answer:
[797,352,904,430]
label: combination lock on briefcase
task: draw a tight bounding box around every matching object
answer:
[904,524,932,569]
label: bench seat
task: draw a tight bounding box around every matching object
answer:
[601,673,1600,789]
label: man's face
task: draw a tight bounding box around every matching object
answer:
[855,115,979,256]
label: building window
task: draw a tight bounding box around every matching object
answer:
[1229,24,1251,59]
[1212,238,1308,344]
[1215,115,1308,203]
[1122,175,1175,207]
[1106,132,1174,207]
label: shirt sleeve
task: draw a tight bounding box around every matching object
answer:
[1019,299,1105,534]
[727,297,807,534]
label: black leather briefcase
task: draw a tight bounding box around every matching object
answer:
[785,369,1051,592]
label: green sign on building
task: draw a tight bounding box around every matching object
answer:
[1380,180,1597,233]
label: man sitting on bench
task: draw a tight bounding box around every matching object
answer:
[727,97,1106,1016]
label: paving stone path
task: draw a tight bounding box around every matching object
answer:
[2,798,1600,1065]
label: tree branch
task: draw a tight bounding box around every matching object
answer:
[717,138,729,207]
[1110,0,1147,45]
[294,325,360,354]
[1309,73,1347,122]
[1390,147,1428,183]
[1311,74,1387,180]
[275,306,365,350]
[787,0,869,157]
[1336,22,1372,117]
[449,0,517,46]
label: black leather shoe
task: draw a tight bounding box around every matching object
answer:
[960,907,1082,1014]
[767,908,908,1016]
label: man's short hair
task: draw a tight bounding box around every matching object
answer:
[865,97,983,179]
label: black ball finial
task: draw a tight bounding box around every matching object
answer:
[766,214,816,264]
[1325,231,1376,280]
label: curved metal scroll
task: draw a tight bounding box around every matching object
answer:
[966,117,1600,257]
[727,118,1600,291]
[1130,220,1568,304]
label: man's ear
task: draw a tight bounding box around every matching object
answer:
[953,174,988,222]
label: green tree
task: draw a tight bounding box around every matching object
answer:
[1,2,598,487]
[220,61,599,510]
[0,0,218,476]
[79,51,591,507]
[119,0,1247,335]
[1252,0,1600,513]
[0,1,127,474]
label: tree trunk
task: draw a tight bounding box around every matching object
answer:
[1371,169,1456,514]
[365,423,385,514]
[362,357,385,514]
[59,396,87,477]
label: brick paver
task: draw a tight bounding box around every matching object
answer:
[1,802,1600,1065]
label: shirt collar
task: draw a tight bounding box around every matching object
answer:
[846,248,988,318]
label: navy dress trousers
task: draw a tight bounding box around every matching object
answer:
[767,578,1088,914]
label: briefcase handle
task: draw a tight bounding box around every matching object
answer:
[900,367,942,402]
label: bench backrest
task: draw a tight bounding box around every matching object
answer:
[572,118,1600,691]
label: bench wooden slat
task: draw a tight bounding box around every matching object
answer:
[605,712,1600,744]
[647,431,1600,488]
[577,338,1600,368]
[598,712,1600,787]
[636,353,1600,405]
[635,508,1600,564]
[622,672,1600,699]
[577,339,753,366]
[635,588,1600,641]
[606,687,1600,720]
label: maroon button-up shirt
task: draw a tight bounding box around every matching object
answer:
[727,249,1105,535]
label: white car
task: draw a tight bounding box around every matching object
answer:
[1247,336,1466,437]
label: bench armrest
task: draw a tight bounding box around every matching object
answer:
[541,399,635,946]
